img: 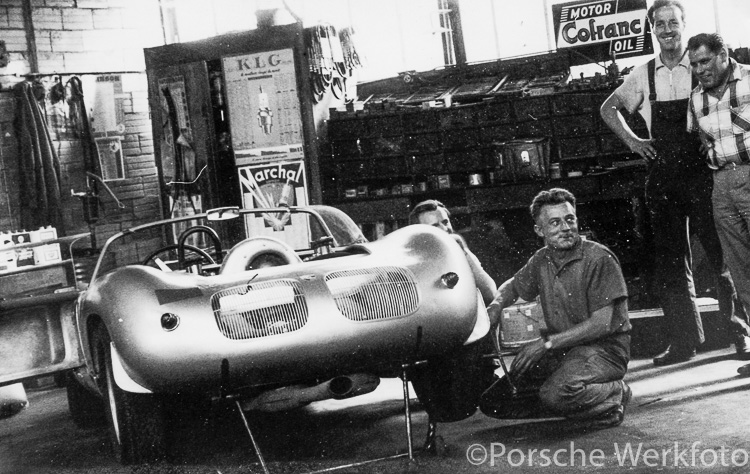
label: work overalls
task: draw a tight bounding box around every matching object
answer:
[645,59,749,351]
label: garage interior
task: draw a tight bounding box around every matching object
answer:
[2,0,750,472]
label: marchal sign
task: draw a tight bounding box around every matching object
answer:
[552,0,653,64]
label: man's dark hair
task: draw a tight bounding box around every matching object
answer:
[530,188,576,222]
[647,0,685,25]
[687,32,726,56]
[409,199,449,225]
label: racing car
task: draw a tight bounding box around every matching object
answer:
[0,205,496,465]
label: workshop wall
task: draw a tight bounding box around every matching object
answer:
[0,0,164,245]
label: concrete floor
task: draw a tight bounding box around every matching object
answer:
[2,346,750,474]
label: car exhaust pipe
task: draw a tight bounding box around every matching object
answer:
[328,373,381,399]
[241,373,380,412]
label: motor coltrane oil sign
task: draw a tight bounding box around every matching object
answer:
[552,0,653,64]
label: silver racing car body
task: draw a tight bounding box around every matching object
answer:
[0,205,493,464]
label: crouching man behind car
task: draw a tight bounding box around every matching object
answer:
[407,199,499,424]
[481,188,632,429]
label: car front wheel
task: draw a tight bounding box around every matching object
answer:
[92,324,167,464]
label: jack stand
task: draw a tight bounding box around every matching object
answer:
[422,418,438,452]
[400,364,417,467]
[235,400,270,474]
[237,364,431,474]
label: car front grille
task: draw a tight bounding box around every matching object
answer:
[211,279,308,339]
[325,266,419,321]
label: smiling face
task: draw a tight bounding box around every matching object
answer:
[652,5,685,54]
[689,45,730,91]
[534,202,579,250]
[416,207,454,234]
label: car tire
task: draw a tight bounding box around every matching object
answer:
[92,324,167,465]
[65,371,106,428]
[410,335,497,423]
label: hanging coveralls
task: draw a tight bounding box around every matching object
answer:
[645,58,750,352]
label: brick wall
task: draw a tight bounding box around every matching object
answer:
[0,0,164,245]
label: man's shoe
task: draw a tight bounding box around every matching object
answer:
[735,336,750,360]
[738,363,750,376]
[620,380,632,409]
[653,346,696,366]
[587,380,631,429]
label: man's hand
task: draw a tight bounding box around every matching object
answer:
[626,136,657,161]
[487,303,503,328]
[509,338,547,377]
[698,132,714,159]
[450,233,467,250]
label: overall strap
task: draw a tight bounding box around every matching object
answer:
[701,91,710,117]
[647,58,656,103]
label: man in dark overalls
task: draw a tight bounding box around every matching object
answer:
[601,0,750,365]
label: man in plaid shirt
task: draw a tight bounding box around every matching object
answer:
[687,32,750,375]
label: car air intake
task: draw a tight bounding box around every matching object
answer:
[211,279,308,339]
[325,266,419,321]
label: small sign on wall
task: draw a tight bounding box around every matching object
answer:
[94,137,124,180]
[90,74,126,135]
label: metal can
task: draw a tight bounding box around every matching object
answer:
[468,173,485,186]
[550,163,562,180]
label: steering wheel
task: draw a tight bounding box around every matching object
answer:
[142,244,215,270]
[176,225,223,269]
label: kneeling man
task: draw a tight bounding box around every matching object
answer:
[483,188,631,428]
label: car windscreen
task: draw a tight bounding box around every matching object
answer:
[89,206,361,280]
[308,205,368,247]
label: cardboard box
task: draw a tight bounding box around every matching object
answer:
[437,174,451,189]
[0,250,17,272]
[15,248,35,267]
[33,244,62,265]
[31,226,62,265]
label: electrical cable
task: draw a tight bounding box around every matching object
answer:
[166,164,208,186]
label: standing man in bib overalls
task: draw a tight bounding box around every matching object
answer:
[600,0,750,365]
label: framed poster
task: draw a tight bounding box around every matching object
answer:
[157,75,200,184]
[91,74,128,179]
[238,161,310,250]
[222,48,304,165]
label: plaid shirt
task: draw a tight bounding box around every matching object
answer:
[687,58,750,169]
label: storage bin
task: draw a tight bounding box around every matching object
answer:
[502,138,551,182]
